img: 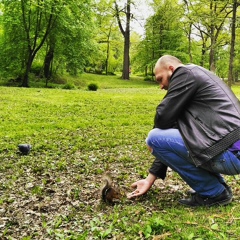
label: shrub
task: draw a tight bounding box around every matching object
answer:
[88,83,98,91]
[62,82,76,90]
[144,76,154,82]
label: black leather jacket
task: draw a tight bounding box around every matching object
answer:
[149,64,240,179]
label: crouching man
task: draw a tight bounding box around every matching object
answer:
[128,55,240,207]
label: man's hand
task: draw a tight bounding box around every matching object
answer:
[127,173,157,199]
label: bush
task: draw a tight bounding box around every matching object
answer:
[88,83,98,91]
[62,82,76,90]
[144,76,154,82]
[6,76,22,86]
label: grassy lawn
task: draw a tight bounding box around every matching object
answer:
[0,74,240,239]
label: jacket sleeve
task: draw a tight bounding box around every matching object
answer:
[149,158,168,180]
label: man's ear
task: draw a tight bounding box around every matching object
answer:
[169,65,174,72]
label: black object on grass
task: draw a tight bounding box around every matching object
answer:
[18,144,31,155]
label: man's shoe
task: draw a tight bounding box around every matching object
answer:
[179,189,232,207]
[222,182,233,196]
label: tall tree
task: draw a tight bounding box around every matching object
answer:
[43,32,55,81]
[115,0,131,80]
[133,0,188,75]
[183,0,232,71]
[43,0,94,78]
[94,0,122,75]
[1,0,62,87]
[20,0,62,87]
[227,0,239,87]
[0,0,94,86]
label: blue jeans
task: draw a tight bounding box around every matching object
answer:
[146,128,240,197]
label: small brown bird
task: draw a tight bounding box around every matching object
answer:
[101,174,121,204]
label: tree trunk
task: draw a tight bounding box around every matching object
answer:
[227,0,237,87]
[199,41,205,67]
[121,0,130,80]
[122,32,130,79]
[105,41,110,75]
[209,24,216,72]
[115,0,131,80]
[105,23,113,75]
[22,51,34,87]
[187,23,193,62]
[44,45,54,81]
[20,0,56,87]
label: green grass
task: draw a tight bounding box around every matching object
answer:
[0,75,240,239]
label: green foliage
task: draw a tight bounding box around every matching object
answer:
[132,0,189,74]
[0,0,239,84]
[55,0,95,76]
[88,0,123,75]
[0,0,95,86]
[87,83,98,91]
[30,64,43,76]
[143,217,170,238]
[0,0,25,78]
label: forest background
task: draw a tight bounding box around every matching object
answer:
[0,0,239,88]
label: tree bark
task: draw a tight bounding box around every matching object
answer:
[187,23,193,63]
[105,23,113,75]
[44,44,54,82]
[209,1,216,72]
[227,0,237,87]
[115,0,131,80]
[22,49,34,87]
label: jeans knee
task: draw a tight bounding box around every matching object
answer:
[145,128,159,147]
